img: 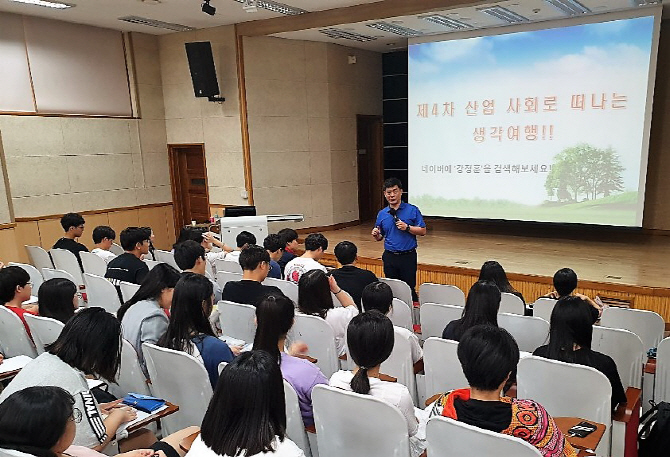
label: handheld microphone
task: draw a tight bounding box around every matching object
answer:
[389,207,399,222]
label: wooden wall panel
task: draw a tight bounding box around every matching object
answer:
[138,206,170,251]
[13,221,40,264]
[107,209,140,240]
[37,219,66,249]
[78,213,111,250]
[0,227,20,264]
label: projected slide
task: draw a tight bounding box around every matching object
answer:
[408,15,657,227]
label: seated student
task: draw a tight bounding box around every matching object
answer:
[0,385,196,457]
[285,233,328,285]
[428,325,576,457]
[329,311,424,457]
[442,279,500,342]
[533,296,626,411]
[0,266,37,336]
[158,273,234,388]
[117,264,181,378]
[0,308,164,452]
[277,228,299,276]
[174,240,222,302]
[253,294,328,427]
[38,278,79,324]
[91,226,117,264]
[479,260,528,314]
[52,212,89,270]
[143,227,157,262]
[105,227,151,286]
[297,269,357,357]
[542,267,601,323]
[190,350,305,457]
[201,231,233,274]
[224,231,256,264]
[220,245,283,307]
[331,241,378,310]
[263,234,284,280]
[361,281,422,365]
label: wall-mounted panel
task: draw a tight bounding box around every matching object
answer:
[0,14,34,113]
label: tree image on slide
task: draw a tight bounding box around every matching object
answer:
[544,144,625,202]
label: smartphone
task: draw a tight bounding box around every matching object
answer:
[567,421,597,438]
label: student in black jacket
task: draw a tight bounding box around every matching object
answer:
[330,241,377,311]
[52,212,88,270]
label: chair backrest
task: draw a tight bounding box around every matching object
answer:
[499,292,525,315]
[8,262,43,295]
[154,250,180,270]
[24,314,64,354]
[41,268,77,284]
[83,274,122,314]
[217,300,256,344]
[379,277,413,307]
[49,249,84,287]
[79,252,108,277]
[655,337,670,403]
[312,384,410,457]
[142,343,213,435]
[109,243,124,255]
[532,297,557,323]
[426,416,542,457]
[119,281,141,303]
[263,277,299,304]
[517,356,611,456]
[216,271,243,291]
[25,245,53,272]
[108,339,152,398]
[215,258,243,274]
[423,337,467,399]
[143,259,161,270]
[497,313,549,353]
[0,306,37,357]
[600,307,665,352]
[284,380,313,457]
[381,327,417,405]
[388,298,413,331]
[419,303,463,340]
[592,326,644,389]
[289,314,339,378]
[419,283,465,307]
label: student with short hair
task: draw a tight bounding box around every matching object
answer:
[331,241,378,309]
[189,350,305,457]
[224,231,256,264]
[38,277,78,324]
[117,263,181,378]
[91,226,117,264]
[52,212,89,270]
[543,267,601,323]
[263,234,284,279]
[253,294,328,427]
[284,233,328,285]
[0,265,36,336]
[159,273,234,388]
[442,280,500,342]
[277,228,299,276]
[428,325,576,457]
[297,269,357,356]
[105,227,152,285]
[220,245,283,307]
[174,240,222,302]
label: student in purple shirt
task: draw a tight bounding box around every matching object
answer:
[253,293,328,427]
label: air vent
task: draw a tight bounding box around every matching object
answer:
[319,28,377,42]
[233,0,306,15]
[119,16,195,32]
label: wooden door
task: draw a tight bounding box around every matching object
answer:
[357,115,384,222]
[168,144,210,236]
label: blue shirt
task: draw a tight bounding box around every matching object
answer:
[192,334,234,388]
[268,260,282,279]
[375,202,426,252]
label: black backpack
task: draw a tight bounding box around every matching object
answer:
[639,402,670,457]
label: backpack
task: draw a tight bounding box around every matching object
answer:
[639,402,670,457]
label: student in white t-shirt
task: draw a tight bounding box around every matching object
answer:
[189,350,305,457]
[223,231,256,264]
[90,226,117,263]
[284,233,328,284]
[297,269,358,356]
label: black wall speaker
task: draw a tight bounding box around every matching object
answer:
[185,41,220,99]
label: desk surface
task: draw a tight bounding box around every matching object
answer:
[127,402,179,433]
[555,417,605,453]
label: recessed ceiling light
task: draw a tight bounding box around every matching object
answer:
[119,16,195,32]
[366,21,422,37]
[478,6,529,23]
[9,0,74,8]
[232,0,305,15]
[319,28,377,42]
[544,0,591,15]
[631,0,660,5]
[421,14,473,29]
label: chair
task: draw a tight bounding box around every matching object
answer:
[379,277,413,307]
[426,416,542,457]
[143,343,213,435]
[499,292,525,315]
[109,243,124,256]
[0,306,37,357]
[41,268,77,284]
[154,250,180,270]
[217,300,256,344]
[289,314,339,378]
[84,274,122,314]
[600,307,665,352]
[389,298,413,331]
[312,385,411,457]
[592,326,644,389]
[532,297,557,323]
[119,281,140,303]
[284,380,314,457]
[419,283,465,306]
[50,248,85,288]
[108,339,152,398]
[215,259,243,275]
[25,245,54,272]
[381,327,418,405]
[655,337,670,403]
[263,277,299,304]
[216,271,243,291]
[144,259,161,270]
[24,314,64,354]
[423,337,467,398]
[497,313,549,353]
[79,252,108,277]
[517,355,611,456]
[419,303,463,340]
[8,262,43,295]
